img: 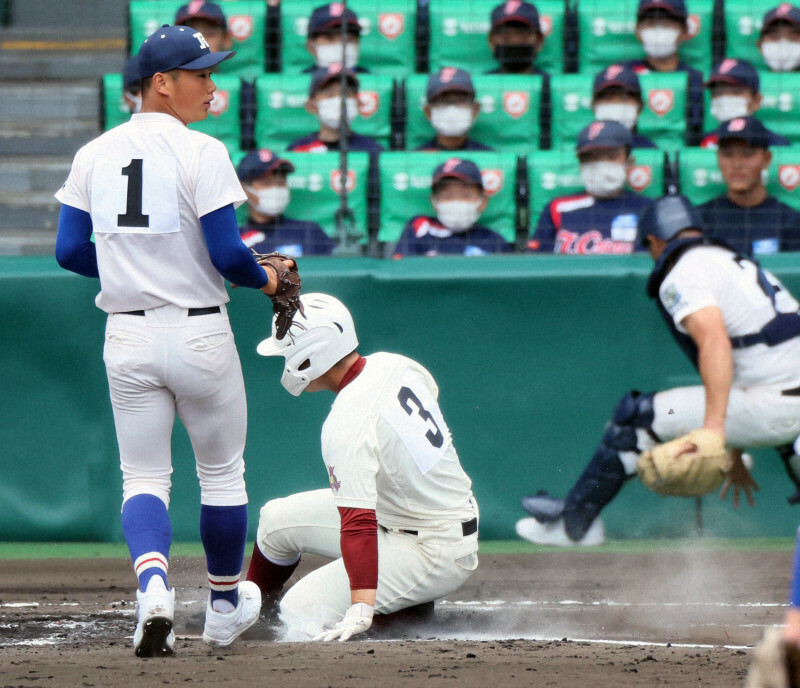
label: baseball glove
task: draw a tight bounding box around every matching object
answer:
[252,250,302,340]
[746,626,800,688]
[637,428,731,497]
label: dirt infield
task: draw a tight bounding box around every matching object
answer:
[0,546,789,687]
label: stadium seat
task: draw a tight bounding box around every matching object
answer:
[753,72,800,145]
[253,73,396,151]
[427,0,566,75]
[232,150,371,245]
[403,74,544,154]
[100,73,131,131]
[377,151,521,244]
[574,0,714,74]
[528,146,668,229]
[278,0,417,76]
[722,0,770,70]
[550,71,689,149]
[128,0,267,78]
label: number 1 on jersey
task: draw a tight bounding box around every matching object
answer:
[118,159,149,228]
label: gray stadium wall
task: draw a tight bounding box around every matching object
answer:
[3,253,800,543]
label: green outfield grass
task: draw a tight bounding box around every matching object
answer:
[0,537,794,560]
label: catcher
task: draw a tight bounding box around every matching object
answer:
[517,193,800,546]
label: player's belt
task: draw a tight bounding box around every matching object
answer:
[117,306,221,317]
[782,385,800,397]
[399,517,478,538]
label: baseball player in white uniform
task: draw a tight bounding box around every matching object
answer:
[518,194,800,546]
[53,25,298,656]
[245,293,479,641]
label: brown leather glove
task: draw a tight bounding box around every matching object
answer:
[252,250,302,340]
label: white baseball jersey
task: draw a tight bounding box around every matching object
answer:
[320,352,476,531]
[660,245,800,390]
[55,113,246,313]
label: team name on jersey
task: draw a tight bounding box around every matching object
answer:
[555,229,636,254]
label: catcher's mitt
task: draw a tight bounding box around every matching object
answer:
[252,250,302,339]
[637,428,731,497]
[746,626,800,688]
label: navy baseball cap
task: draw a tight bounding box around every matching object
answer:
[137,25,235,79]
[237,149,295,182]
[716,115,771,148]
[762,3,800,32]
[490,0,541,30]
[426,67,476,101]
[637,0,688,20]
[175,0,227,28]
[593,64,642,97]
[639,194,704,245]
[308,64,359,95]
[123,55,141,92]
[576,120,633,153]
[308,3,361,35]
[706,58,760,93]
[432,158,484,189]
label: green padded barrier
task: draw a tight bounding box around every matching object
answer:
[403,74,543,153]
[428,0,566,75]
[279,0,417,76]
[377,151,519,243]
[129,0,267,78]
[528,146,666,228]
[575,0,714,74]
[550,71,688,148]
[722,0,771,70]
[232,150,371,244]
[101,73,131,131]
[254,73,393,150]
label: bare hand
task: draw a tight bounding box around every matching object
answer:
[719,448,759,508]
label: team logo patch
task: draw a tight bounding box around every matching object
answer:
[627,165,652,191]
[481,169,504,196]
[648,89,674,116]
[208,90,229,116]
[662,284,683,314]
[330,3,344,17]
[331,169,357,193]
[539,15,553,36]
[378,13,404,39]
[503,91,529,118]
[328,465,341,492]
[779,164,800,191]
[357,91,379,118]
[687,13,701,37]
[229,15,254,42]
[604,64,625,80]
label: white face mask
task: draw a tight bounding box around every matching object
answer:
[315,42,360,69]
[580,161,628,198]
[434,200,482,231]
[639,26,681,59]
[710,95,750,122]
[125,92,142,114]
[592,103,639,130]
[430,105,475,137]
[315,96,359,130]
[761,39,800,71]
[246,186,290,217]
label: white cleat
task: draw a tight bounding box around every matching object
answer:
[515,516,605,547]
[202,581,262,648]
[133,587,176,657]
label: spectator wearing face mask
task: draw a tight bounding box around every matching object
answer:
[697,116,800,255]
[287,65,384,154]
[303,3,369,73]
[416,68,492,152]
[122,55,142,115]
[592,65,657,149]
[175,1,233,53]
[393,158,513,257]
[530,120,653,254]
[621,0,704,145]
[237,149,336,257]
[758,3,800,72]
[699,59,790,148]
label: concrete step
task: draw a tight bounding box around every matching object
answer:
[0,81,99,122]
[6,0,128,30]
[0,228,56,257]
[0,156,71,193]
[0,191,60,232]
[0,120,98,155]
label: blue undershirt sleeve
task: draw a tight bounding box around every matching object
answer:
[200,204,269,290]
[55,204,99,278]
[790,525,800,607]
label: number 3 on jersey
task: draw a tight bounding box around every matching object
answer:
[383,384,450,475]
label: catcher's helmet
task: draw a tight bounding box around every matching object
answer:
[638,194,704,246]
[257,293,358,396]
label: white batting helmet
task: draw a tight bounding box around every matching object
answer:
[257,293,359,396]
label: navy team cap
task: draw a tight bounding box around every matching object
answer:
[432,158,484,189]
[427,67,476,101]
[706,58,760,93]
[137,25,235,79]
[576,120,633,153]
[237,149,295,182]
[593,64,642,96]
[762,3,800,32]
[308,64,359,95]
[716,115,771,148]
[123,55,141,92]
[490,0,541,29]
[637,0,688,20]
[175,0,227,28]
[308,3,361,35]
